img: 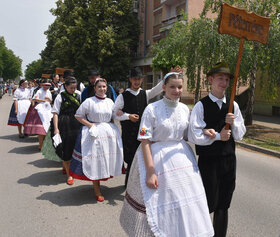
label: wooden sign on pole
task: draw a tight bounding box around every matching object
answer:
[218,3,270,129]
[41,74,51,79]
[55,68,74,76]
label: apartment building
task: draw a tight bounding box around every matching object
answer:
[132,0,205,102]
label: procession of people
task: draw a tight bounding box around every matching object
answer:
[6,63,246,237]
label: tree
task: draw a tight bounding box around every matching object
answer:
[151,1,280,125]
[25,59,44,80]
[0,36,22,80]
[41,0,140,81]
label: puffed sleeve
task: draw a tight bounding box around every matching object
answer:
[75,98,89,119]
[52,94,62,114]
[13,89,20,101]
[137,104,155,141]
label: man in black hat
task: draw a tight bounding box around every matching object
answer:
[113,67,164,187]
[188,62,246,237]
[81,69,116,102]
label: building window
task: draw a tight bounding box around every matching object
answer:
[154,12,162,26]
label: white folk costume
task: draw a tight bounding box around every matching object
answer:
[24,88,52,135]
[70,96,123,181]
[8,87,31,126]
[120,97,214,237]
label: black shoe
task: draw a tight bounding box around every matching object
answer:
[19,134,24,138]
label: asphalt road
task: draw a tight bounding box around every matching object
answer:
[0,94,279,237]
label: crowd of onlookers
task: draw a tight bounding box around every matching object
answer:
[0,81,18,98]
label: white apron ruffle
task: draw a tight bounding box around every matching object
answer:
[137,140,214,237]
[81,122,123,180]
[16,100,31,124]
[35,102,53,133]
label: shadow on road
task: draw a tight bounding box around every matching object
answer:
[27,158,62,169]
[17,170,66,187]
[36,184,125,207]
[0,134,38,143]
[8,144,40,154]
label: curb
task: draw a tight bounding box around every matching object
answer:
[236,141,280,159]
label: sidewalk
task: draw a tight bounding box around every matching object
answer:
[253,114,280,129]
[238,114,280,158]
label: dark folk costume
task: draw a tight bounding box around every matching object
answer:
[52,91,82,161]
[188,93,246,213]
[113,82,163,186]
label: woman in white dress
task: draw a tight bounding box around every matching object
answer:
[120,72,214,237]
[24,79,52,150]
[70,78,123,202]
[7,79,31,138]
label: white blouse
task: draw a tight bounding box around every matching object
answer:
[33,88,52,102]
[113,80,163,121]
[75,96,115,123]
[13,88,30,101]
[188,93,246,145]
[138,97,190,142]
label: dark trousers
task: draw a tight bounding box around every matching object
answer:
[198,154,236,213]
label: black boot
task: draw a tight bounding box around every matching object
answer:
[213,209,228,237]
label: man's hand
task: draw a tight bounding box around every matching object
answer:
[203,128,216,139]
[170,65,183,74]
[225,113,234,125]
[220,126,231,141]
[129,114,139,123]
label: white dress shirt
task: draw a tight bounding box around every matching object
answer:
[113,80,163,120]
[188,93,246,146]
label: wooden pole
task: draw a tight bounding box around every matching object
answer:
[225,38,245,130]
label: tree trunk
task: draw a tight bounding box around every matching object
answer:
[194,66,201,103]
[244,62,257,125]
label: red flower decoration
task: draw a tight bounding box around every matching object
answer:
[140,128,147,136]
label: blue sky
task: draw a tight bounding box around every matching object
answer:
[0,0,56,75]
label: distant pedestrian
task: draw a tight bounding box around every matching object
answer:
[7,80,31,138]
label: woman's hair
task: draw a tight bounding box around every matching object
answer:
[65,77,77,86]
[51,73,59,80]
[94,78,107,87]
[163,73,184,85]
[19,79,27,87]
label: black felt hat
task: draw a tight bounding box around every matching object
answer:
[207,62,233,79]
[128,67,144,78]
[88,69,100,77]
[63,70,74,78]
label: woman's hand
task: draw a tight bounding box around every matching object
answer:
[45,97,52,103]
[146,169,158,189]
[203,128,216,139]
[54,128,60,135]
[88,123,96,129]
[14,110,18,115]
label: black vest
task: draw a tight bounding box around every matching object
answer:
[195,95,235,156]
[120,90,147,139]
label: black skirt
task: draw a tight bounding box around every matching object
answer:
[55,114,82,161]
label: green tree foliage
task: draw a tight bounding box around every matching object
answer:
[151,1,280,125]
[25,59,44,80]
[0,36,22,80]
[41,0,140,81]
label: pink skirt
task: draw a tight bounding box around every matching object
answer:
[24,104,46,135]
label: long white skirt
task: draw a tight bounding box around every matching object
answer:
[81,122,123,180]
[121,140,214,237]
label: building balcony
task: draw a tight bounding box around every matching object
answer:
[160,14,183,33]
